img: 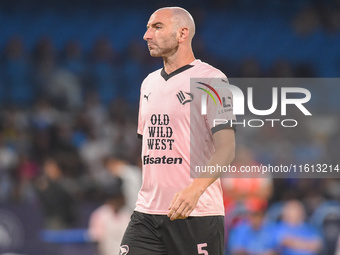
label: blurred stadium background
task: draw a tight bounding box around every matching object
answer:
[0,0,340,254]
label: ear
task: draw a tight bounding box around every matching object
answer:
[178,27,189,43]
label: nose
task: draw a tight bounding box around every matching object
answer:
[143,28,152,41]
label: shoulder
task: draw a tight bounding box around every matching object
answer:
[302,223,321,236]
[192,59,227,79]
[263,221,278,232]
[143,68,162,83]
[140,68,162,92]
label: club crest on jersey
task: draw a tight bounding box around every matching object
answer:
[176,91,193,105]
[119,245,129,255]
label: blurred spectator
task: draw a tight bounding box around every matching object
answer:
[88,179,130,255]
[239,58,262,77]
[61,40,87,78]
[222,146,273,249]
[0,133,18,202]
[123,40,146,103]
[71,111,91,149]
[335,233,340,255]
[33,37,56,96]
[3,37,34,105]
[32,37,55,67]
[222,146,273,212]
[276,200,322,255]
[84,92,109,136]
[90,38,121,104]
[294,64,316,77]
[107,98,141,164]
[1,105,30,151]
[34,157,77,229]
[293,6,320,36]
[315,3,340,33]
[31,98,59,130]
[61,40,90,104]
[228,200,276,255]
[14,153,39,202]
[48,68,83,109]
[268,60,294,78]
[79,124,112,183]
[323,213,340,255]
[49,122,84,178]
[103,153,141,211]
[34,37,82,109]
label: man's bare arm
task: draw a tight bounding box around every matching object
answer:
[168,128,235,220]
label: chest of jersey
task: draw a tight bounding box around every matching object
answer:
[141,75,192,127]
[140,73,194,154]
[142,76,193,113]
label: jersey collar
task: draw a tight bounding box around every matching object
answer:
[161,64,194,81]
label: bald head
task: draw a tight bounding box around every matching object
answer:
[282,200,306,225]
[154,7,196,40]
[144,7,196,59]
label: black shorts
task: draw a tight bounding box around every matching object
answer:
[120,211,224,255]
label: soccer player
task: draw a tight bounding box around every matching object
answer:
[120,7,236,255]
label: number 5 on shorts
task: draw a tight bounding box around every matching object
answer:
[197,243,208,255]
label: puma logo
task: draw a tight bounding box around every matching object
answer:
[144,92,151,101]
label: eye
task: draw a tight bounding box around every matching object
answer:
[156,26,162,30]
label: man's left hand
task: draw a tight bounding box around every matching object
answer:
[167,185,202,221]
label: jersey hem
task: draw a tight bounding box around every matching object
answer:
[135,207,225,217]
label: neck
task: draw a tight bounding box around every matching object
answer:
[163,46,195,74]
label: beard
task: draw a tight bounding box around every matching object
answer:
[149,45,179,57]
[148,33,178,58]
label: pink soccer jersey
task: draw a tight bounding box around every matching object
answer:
[135,59,235,216]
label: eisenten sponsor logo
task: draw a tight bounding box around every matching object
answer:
[143,155,183,165]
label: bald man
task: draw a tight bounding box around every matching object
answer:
[120,7,236,255]
[277,200,322,255]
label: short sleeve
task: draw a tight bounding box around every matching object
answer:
[206,78,236,134]
[137,85,144,139]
